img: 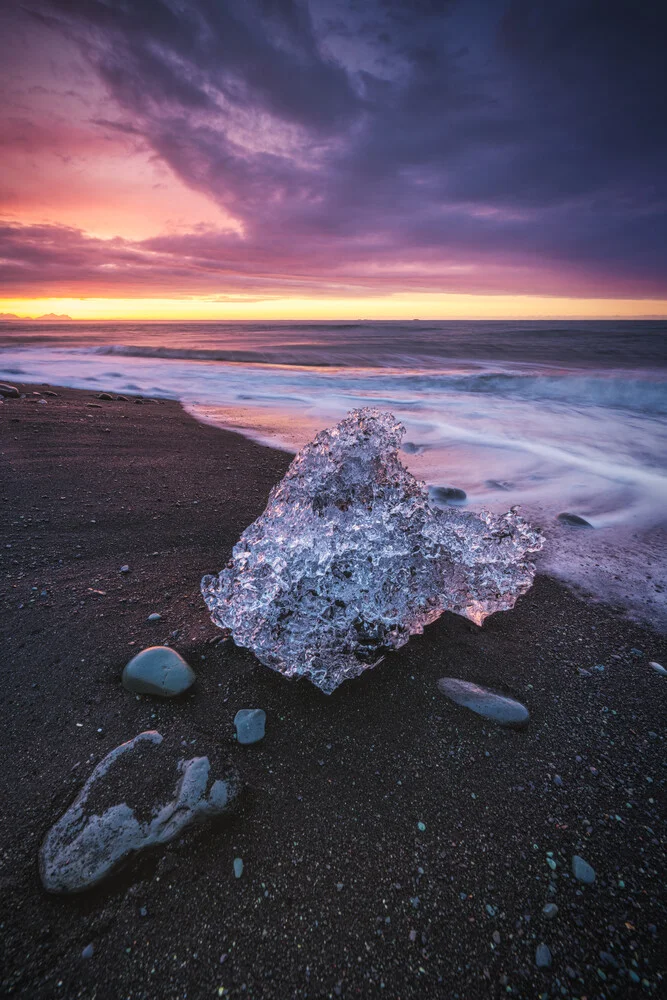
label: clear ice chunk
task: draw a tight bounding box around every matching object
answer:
[202,408,544,694]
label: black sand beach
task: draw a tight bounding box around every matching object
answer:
[1,385,665,999]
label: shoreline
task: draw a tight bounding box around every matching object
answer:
[1,383,665,998]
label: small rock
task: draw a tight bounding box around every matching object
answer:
[437,678,529,727]
[234,708,266,745]
[577,667,592,677]
[116,394,129,401]
[233,857,244,878]
[81,943,94,959]
[0,382,19,398]
[97,392,113,400]
[535,943,552,968]
[557,512,593,527]
[417,821,426,832]
[649,661,666,676]
[572,855,596,884]
[122,646,195,697]
[39,732,240,892]
[134,398,144,405]
[429,485,467,505]
[492,930,501,944]
[86,402,102,409]
[542,903,558,920]
[147,612,161,622]
[553,775,563,787]
[43,390,59,397]
[120,565,130,574]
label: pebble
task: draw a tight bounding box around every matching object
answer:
[649,661,666,675]
[120,564,130,574]
[147,612,162,621]
[417,821,426,832]
[437,678,529,727]
[233,857,244,878]
[535,943,552,968]
[234,708,266,745]
[40,732,240,892]
[429,485,467,504]
[572,854,596,884]
[557,512,593,527]
[542,903,558,919]
[122,646,195,697]
[81,944,94,959]
[553,775,563,787]
[492,931,501,944]
[0,382,19,397]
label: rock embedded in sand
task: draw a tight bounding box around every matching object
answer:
[557,512,593,527]
[536,943,552,968]
[437,678,530,727]
[429,485,467,504]
[542,903,559,920]
[147,612,161,622]
[572,855,596,884]
[234,708,266,744]
[202,408,543,694]
[649,661,666,675]
[0,382,19,397]
[39,731,240,893]
[122,646,195,697]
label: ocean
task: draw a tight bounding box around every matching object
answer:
[2,319,666,629]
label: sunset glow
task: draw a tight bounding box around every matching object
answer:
[2,2,666,320]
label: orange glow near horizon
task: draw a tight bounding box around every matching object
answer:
[2,295,667,322]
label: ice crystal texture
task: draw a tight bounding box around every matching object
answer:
[202,409,543,693]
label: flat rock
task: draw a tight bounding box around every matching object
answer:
[39,731,240,893]
[572,854,596,883]
[0,382,19,398]
[234,708,266,744]
[557,512,593,527]
[122,646,195,697]
[437,678,529,727]
[429,485,467,504]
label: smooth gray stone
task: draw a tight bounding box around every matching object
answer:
[536,943,552,968]
[233,857,244,878]
[437,678,529,727]
[429,485,467,504]
[557,512,593,527]
[542,903,559,919]
[234,708,266,744]
[572,855,596,884]
[147,612,162,622]
[39,731,240,893]
[0,382,19,398]
[122,646,195,697]
[649,661,666,675]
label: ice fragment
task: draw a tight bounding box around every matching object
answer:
[202,409,543,694]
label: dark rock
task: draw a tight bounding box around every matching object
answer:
[97,392,113,400]
[0,382,19,398]
[557,512,593,527]
[429,485,467,504]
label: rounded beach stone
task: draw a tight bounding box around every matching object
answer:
[122,646,195,697]
[572,854,596,884]
[429,485,467,504]
[437,677,529,727]
[234,708,266,744]
[0,382,19,398]
[557,512,593,527]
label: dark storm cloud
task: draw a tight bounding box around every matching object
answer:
[5,0,667,297]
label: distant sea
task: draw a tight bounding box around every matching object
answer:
[2,319,666,629]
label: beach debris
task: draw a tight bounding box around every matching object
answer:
[122,646,195,697]
[39,731,240,893]
[234,708,266,745]
[572,855,596,884]
[429,485,467,504]
[437,678,530,727]
[0,382,19,397]
[233,857,244,878]
[202,409,543,694]
[535,943,552,968]
[649,661,666,675]
[542,903,559,920]
[557,512,593,527]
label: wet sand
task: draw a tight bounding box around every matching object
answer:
[1,384,665,999]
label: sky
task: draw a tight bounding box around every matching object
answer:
[1,0,666,320]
